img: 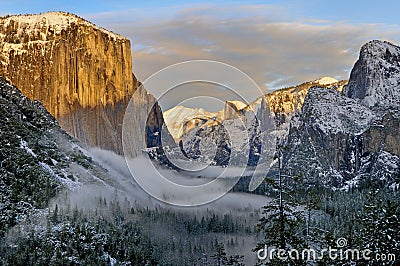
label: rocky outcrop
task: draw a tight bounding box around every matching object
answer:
[255,78,347,130]
[0,12,168,155]
[179,78,346,166]
[344,40,400,110]
[284,40,400,188]
[223,100,246,120]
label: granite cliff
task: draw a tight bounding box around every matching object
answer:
[178,78,346,166]
[0,12,168,155]
[284,40,400,188]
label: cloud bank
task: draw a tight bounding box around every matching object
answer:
[87,4,400,95]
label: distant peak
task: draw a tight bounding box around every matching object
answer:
[314,76,338,85]
[165,105,208,114]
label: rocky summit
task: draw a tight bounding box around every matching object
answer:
[0,12,169,155]
[284,40,400,189]
[344,40,400,111]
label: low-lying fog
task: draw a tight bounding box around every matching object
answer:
[84,147,271,214]
[47,147,272,265]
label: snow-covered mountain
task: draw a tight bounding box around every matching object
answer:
[178,38,399,189]
[284,40,400,189]
[344,40,400,110]
[165,76,341,144]
[223,100,247,120]
[178,77,347,166]
[252,77,347,138]
[314,76,339,86]
[164,100,249,142]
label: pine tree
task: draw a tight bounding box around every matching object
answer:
[357,189,400,265]
[210,240,228,266]
[51,204,59,223]
[227,254,245,265]
[254,145,307,265]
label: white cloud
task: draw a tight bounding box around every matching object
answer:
[86,4,400,96]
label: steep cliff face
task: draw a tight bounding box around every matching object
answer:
[254,78,347,132]
[179,78,346,166]
[223,100,247,120]
[344,40,400,110]
[0,12,166,154]
[284,41,400,188]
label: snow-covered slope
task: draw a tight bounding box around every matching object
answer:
[179,78,347,167]
[0,11,124,41]
[163,100,249,141]
[167,77,346,146]
[0,77,121,234]
[254,78,347,130]
[284,40,400,188]
[344,40,400,110]
[0,12,126,67]
[298,87,377,134]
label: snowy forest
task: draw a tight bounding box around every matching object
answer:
[0,7,399,266]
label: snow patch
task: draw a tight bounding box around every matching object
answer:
[303,88,377,134]
[39,162,81,191]
[20,139,37,157]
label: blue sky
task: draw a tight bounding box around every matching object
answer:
[1,1,400,97]
[2,0,399,25]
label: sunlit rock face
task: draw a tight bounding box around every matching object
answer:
[178,77,346,166]
[0,12,170,155]
[251,77,347,136]
[163,105,219,142]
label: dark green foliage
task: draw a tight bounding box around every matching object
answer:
[0,79,61,236]
[0,78,99,237]
[210,240,245,266]
[254,147,308,265]
[0,201,250,266]
[355,190,400,265]
[1,218,158,265]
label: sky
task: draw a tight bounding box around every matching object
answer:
[1,0,400,109]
